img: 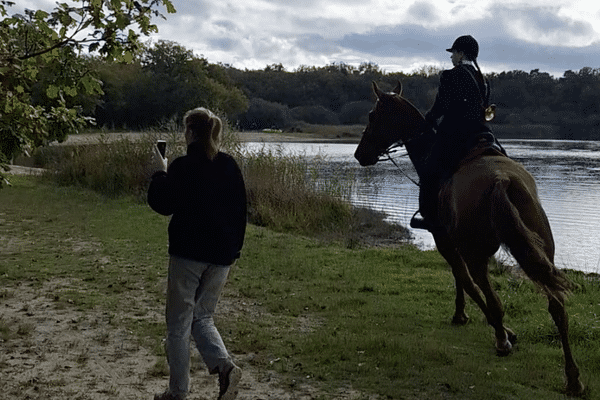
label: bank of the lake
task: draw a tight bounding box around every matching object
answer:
[244,139,600,275]
[9,130,600,274]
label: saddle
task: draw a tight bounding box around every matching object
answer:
[410,132,507,232]
[457,132,507,168]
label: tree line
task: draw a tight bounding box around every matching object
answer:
[91,41,600,141]
[227,64,600,140]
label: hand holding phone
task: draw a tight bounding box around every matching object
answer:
[157,140,167,158]
[152,140,168,172]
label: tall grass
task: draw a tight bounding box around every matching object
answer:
[240,145,353,234]
[39,135,157,199]
[37,123,410,246]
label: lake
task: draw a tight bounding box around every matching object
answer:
[243,139,600,274]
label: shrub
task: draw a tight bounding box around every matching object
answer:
[289,105,339,125]
[38,124,408,245]
[237,98,293,130]
[338,101,372,125]
[40,134,158,199]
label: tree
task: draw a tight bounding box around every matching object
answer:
[94,41,248,129]
[0,0,176,186]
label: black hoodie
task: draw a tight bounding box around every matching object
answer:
[148,142,247,265]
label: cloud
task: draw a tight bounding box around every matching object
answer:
[493,5,599,47]
[407,1,439,22]
[295,34,341,54]
[12,0,600,76]
[337,27,440,58]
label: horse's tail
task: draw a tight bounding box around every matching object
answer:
[490,177,573,299]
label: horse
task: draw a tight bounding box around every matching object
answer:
[354,81,584,396]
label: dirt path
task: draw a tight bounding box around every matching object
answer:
[1,278,377,400]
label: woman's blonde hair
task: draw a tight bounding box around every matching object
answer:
[183,107,222,160]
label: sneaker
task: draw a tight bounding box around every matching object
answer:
[154,390,186,400]
[218,364,242,400]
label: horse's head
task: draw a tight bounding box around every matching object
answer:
[354,81,428,166]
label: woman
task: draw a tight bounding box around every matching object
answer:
[148,108,246,400]
[412,35,497,231]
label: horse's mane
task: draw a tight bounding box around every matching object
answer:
[395,94,426,120]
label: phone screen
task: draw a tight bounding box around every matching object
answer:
[157,140,166,158]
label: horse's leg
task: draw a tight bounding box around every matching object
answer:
[547,294,584,396]
[466,257,514,355]
[452,280,469,326]
[490,175,583,393]
[433,232,485,325]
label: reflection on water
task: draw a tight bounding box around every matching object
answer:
[243,140,600,274]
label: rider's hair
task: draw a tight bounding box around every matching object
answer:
[472,59,490,106]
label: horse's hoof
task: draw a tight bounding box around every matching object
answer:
[505,327,517,344]
[495,340,512,357]
[452,314,470,326]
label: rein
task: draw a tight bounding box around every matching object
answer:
[379,142,420,187]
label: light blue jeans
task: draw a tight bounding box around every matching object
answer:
[165,255,234,396]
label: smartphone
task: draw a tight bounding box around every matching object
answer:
[157,140,166,158]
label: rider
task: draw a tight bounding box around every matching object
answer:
[411,35,503,231]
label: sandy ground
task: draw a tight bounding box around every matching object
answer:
[1,278,378,400]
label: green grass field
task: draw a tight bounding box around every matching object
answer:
[1,175,599,399]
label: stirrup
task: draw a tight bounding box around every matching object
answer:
[410,210,444,233]
[410,210,429,230]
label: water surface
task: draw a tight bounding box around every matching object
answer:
[243,140,600,274]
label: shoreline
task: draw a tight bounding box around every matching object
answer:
[54,130,362,145]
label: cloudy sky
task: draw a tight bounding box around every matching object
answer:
[17,0,600,76]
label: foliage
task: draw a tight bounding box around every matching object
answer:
[290,105,340,125]
[338,101,373,125]
[93,40,249,130]
[0,0,176,186]
[37,114,245,200]
[40,134,158,199]
[89,54,600,140]
[33,122,405,246]
[237,98,293,130]
[227,62,600,140]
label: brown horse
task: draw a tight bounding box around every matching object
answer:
[354,81,584,396]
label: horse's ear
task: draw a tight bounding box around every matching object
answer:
[392,81,402,96]
[372,81,384,99]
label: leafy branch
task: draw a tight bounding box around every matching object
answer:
[0,0,176,187]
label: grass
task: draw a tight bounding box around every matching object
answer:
[1,175,600,399]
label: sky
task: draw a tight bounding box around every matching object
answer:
[16,0,600,77]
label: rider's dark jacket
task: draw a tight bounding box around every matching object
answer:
[425,63,489,153]
[417,62,496,226]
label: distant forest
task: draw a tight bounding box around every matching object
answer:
[83,41,600,140]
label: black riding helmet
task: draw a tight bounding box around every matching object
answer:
[446,35,479,60]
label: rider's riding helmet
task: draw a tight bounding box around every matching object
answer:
[446,35,479,60]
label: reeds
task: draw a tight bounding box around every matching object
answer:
[37,124,409,245]
[239,144,353,235]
